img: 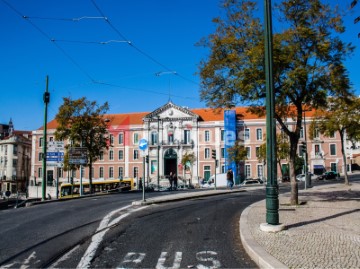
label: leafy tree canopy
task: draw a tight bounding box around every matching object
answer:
[198,0,354,204]
[54,97,110,171]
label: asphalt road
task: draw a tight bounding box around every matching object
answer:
[56,190,265,268]
[0,188,266,268]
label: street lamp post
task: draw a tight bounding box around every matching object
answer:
[42,76,50,201]
[157,116,160,190]
[263,0,281,229]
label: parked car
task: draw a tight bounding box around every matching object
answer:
[240,178,264,186]
[296,173,318,182]
[318,171,338,180]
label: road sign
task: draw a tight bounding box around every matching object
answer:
[69,147,88,165]
[139,138,148,151]
[46,141,65,166]
[46,152,64,156]
[47,141,64,150]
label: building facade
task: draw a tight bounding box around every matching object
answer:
[0,129,32,195]
[29,101,348,194]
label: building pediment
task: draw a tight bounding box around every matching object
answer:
[143,101,199,122]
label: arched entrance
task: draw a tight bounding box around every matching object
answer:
[164,148,177,177]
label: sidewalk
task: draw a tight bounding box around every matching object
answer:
[240,181,360,269]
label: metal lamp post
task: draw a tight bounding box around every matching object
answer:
[264,0,279,226]
[157,116,160,190]
[42,76,50,201]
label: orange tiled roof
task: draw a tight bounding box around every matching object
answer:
[39,106,316,130]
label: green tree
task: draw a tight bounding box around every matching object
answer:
[181,151,197,185]
[54,97,110,193]
[314,96,360,185]
[257,134,290,179]
[227,142,248,181]
[198,0,353,205]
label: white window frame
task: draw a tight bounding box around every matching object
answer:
[134,150,139,160]
[246,146,251,158]
[256,128,262,141]
[205,130,210,142]
[330,144,336,156]
[133,133,139,145]
[118,133,124,144]
[118,150,124,160]
[205,148,210,159]
[118,167,124,179]
[245,164,251,179]
[99,167,104,178]
[244,128,250,141]
[109,167,114,178]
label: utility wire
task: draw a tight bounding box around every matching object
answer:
[51,39,131,45]
[90,0,200,86]
[93,81,198,100]
[1,0,96,82]
[22,16,107,21]
[2,0,200,99]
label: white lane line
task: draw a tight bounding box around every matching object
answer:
[77,205,148,269]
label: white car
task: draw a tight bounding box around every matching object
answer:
[296,173,318,181]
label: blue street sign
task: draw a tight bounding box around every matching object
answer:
[46,157,64,162]
[46,152,64,156]
[138,138,148,151]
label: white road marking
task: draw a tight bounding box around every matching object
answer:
[77,205,148,269]
[156,252,183,269]
[118,252,146,268]
[118,251,221,269]
[196,251,221,269]
[20,251,37,269]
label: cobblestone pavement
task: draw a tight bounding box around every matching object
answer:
[241,181,360,269]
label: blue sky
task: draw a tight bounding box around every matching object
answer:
[1,0,359,131]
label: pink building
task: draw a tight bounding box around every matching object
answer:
[30,101,346,190]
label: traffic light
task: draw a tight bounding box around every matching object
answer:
[211,149,216,160]
[301,141,307,153]
[145,155,149,163]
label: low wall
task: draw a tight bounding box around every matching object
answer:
[28,186,58,200]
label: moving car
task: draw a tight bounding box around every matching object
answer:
[318,171,338,180]
[296,173,318,182]
[201,173,228,188]
[240,178,264,186]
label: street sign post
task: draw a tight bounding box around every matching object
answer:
[138,138,148,202]
[69,147,88,165]
[46,141,64,166]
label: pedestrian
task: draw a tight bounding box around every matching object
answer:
[227,169,234,190]
[139,177,143,190]
[173,173,178,190]
[169,172,173,190]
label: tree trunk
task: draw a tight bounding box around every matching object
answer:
[340,130,349,185]
[289,135,299,205]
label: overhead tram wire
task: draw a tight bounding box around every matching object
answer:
[51,39,131,45]
[22,16,108,22]
[93,81,198,101]
[1,0,97,82]
[2,0,200,100]
[90,0,200,86]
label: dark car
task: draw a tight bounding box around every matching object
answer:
[318,171,338,180]
[240,178,264,186]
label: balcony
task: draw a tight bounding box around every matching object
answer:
[148,139,194,149]
[310,152,325,159]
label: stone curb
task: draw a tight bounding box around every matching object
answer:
[132,189,245,206]
[240,200,288,269]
